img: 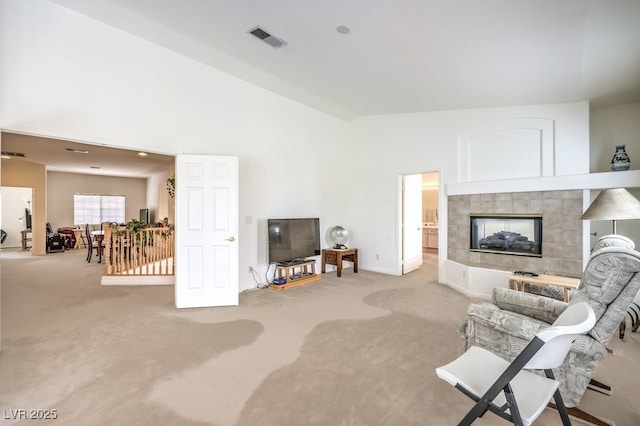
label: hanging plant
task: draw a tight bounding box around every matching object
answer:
[166,175,175,199]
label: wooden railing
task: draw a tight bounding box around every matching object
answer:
[103,225,174,276]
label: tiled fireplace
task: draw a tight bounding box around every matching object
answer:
[448,190,583,277]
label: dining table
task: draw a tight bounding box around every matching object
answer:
[72,228,85,249]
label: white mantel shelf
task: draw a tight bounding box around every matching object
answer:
[446,169,640,196]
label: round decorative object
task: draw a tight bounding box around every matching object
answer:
[611,145,630,171]
[330,226,349,249]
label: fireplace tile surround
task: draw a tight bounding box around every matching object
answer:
[448,190,583,277]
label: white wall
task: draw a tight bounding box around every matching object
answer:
[0,0,351,291]
[348,103,590,278]
[2,1,636,295]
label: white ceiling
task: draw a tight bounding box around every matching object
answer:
[48,0,640,121]
[5,1,640,177]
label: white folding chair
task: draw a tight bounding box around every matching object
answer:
[436,302,596,426]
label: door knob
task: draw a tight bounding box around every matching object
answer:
[225,236,236,242]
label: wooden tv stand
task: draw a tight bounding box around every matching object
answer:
[271,260,321,290]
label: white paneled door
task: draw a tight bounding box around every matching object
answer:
[175,155,239,308]
[402,173,423,274]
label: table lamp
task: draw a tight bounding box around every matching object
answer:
[580,188,640,234]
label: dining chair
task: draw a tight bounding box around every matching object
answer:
[85,224,101,262]
[85,224,93,262]
[436,302,596,426]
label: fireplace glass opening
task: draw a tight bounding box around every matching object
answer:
[470,214,542,257]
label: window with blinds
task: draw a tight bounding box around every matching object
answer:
[74,194,125,225]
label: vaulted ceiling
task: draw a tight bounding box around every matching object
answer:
[48,0,640,121]
[5,1,640,177]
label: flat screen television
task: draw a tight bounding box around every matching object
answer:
[267,218,321,265]
[25,208,32,230]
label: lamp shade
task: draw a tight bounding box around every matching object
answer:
[581,188,640,221]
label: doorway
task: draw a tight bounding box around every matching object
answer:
[421,172,439,258]
[401,171,439,275]
[0,186,33,250]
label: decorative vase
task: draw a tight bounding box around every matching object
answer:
[610,145,630,171]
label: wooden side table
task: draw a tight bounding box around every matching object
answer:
[321,248,358,278]
[506,273,580,302]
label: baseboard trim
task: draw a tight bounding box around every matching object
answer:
[101,275,175,286]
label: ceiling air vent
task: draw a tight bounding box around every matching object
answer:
[65,148,89,154]
[1,151,26,158]
[248,26,287,48]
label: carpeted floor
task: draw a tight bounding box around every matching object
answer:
[1,248,639,425]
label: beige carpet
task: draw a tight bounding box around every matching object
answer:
[1,248,639,425]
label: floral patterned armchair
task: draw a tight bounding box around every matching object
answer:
[458,235,640,419]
